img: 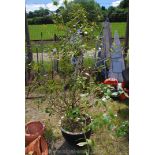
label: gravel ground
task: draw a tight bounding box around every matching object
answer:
[32,49,95,62]
[25,98,89,155]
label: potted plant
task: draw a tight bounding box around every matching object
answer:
[62,74,94,145]
[45,74,93,146]
[44,1,96,147]
[60,107,92,145]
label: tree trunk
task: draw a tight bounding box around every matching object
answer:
[25,9,33,85]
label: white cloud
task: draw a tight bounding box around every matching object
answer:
[26,3,58,12]
[112,0,123,7]
[26,0,74,12]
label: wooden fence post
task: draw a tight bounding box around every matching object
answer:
[41,32,44,64]
[36,48,39,64]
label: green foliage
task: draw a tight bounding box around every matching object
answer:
[89,114,106,131]
[44,120,56,143]
[66,3,88,29]
[89,110,128,138]
[28,16,54,25]
[83,57,95,69]
[66,107,81,119]
[115,120,129,137]
[52,0,58,6]
[61,107,91,132]
[119,0,129,9]
[107,0,129,22]
[59,55,73,76]
[108,9,128,22]
[73,0,103,22]
[93,83,115,99]
[55,3,95,78]
[32,61,52,75]
[27,7,51,18]
[125,50,129,66]
[88,112,115,131]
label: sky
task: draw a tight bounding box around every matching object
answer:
[26,0,123,12]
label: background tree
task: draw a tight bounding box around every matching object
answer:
[26,0,129,24]
[73,0,103,22]
[27,7,51,18]
[119,0,129,9]
[58,0,103,23]
[107,0,129,22]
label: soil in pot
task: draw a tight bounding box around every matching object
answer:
[61,114,92,146]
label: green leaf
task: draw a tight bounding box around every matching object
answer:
[103,115,110,124]
[45,108,50,113]
[77,141,87,147]
[111,92,118,97]
[85,152,89,155]
[105,95,110,99]
[86,139,93,146]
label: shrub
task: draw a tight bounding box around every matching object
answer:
[28,16,54,25]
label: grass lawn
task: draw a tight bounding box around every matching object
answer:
[29,22,126,40]
[111,22,127,38]
[29,24,66,40]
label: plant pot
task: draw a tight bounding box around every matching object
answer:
[25,121,45,146]
[119,93,128,101]
[25,136,48,155]
[61,116,92,146]
[103,78,118,87]
[61,127,92,146]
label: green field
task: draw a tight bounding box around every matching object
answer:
[29,24,66,40]
[110,22,126,38]
[29,22,126,40]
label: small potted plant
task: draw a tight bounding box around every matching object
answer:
[60,107,92,145]
[60,77,92,145]
[45,75,93,146]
